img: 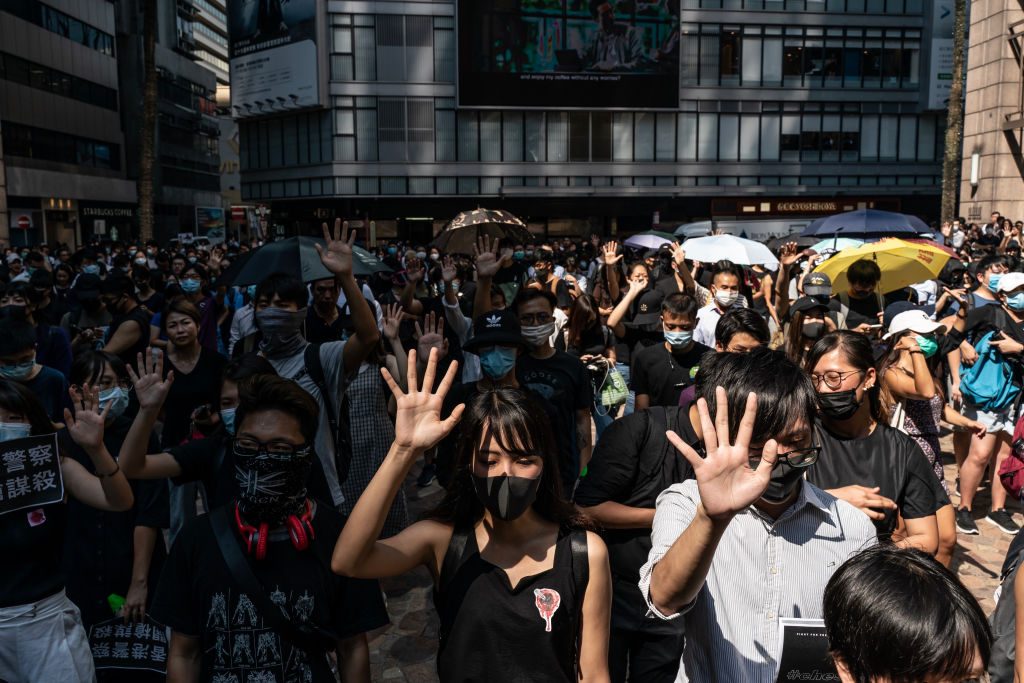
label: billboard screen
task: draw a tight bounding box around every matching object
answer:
[228,0,319,118]
[458,0,680,109]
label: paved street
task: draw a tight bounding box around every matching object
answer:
[368,431,1019,681]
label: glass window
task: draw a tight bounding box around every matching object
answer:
[503,113,523,162]
[525,112,545,162]
[740,116,759,161]
[917,116,935,161]
[547,112,568,162]
[613,113,633,162]
[678,113,698,161]
[458,111,479,161]
[698,113,718,161]
[435,107,455,161]
[720,30,740,83]
[898,115,916,160]
[635,113,655,161]
[879,115,898,159]
[742,37,762,85]
[480,111,501,162]
[760,115,780,160]
[763,37,783,84]
[592,112,612,162]
[719,114,738,161]
[656,113,675,161]
[569,112,590,162]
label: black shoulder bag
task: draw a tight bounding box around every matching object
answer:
[303,343,353,485]
[209,506,338,680]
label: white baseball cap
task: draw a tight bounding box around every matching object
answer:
[996,272,1024,293]
[883,309,946,340]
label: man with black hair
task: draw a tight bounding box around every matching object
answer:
[693,262,745,347]
[151,374,388,683]
[0,317,69,421]
[30,269,66,326]
[632,293,710,410]
[532,248,573,310]
[582,0,644,71]
[513,287,592,483]
[828,258,911,332]
[712,307,770,353]
[306,277,349,345]
[968,253,1010,309]
[100,274,152,369]
[641,348,877,682]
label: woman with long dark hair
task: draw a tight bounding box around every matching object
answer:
[782,297,835,367]
[805,331,946,555]
[559,294,617,436]
[0,379,133,682]
[332,349,611,683]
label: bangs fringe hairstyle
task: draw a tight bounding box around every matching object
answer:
[824,545,991,682]
[427,387,592,530]
[0,379,57,435]
[805,330,886,423]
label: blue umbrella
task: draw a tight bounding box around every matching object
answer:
[800,209,929,238]
[811,237,864,254]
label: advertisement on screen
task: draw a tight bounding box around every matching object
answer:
[228,0,319,117]
[458,0,680,109]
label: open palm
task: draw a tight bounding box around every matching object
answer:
[316,218,355,277]
[65,384,109,452]
[382,348,463,451]
[127,348,174,411]
[666,388,775,520]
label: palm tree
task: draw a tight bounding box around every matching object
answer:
[941,0,967,225]
[138,0,157,242]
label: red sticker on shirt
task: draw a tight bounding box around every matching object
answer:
[26,508,46,527]
[534,588,561,632]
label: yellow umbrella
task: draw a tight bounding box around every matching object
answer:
[813,238,952,295]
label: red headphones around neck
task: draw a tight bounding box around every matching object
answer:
[234,499,315,560]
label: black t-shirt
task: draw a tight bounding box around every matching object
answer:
[305,306,349,346]
[575,406,696,629]
[654,276,683,298]
[807,421,949,535]
[63,416,168,627]
[150,505,389,683]
[23,366,71,422]
[517,351,592,472]
[0,500,66,607]
[161,347,228,449]
[107,306,153,370]
[827,291,909,329]
[631,341,712,407]
[556,324,612,358]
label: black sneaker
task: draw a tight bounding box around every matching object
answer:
[985,509,1021,535]
[956,507,979,535]
[416,463,436,488]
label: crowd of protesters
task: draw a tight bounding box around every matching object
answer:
[0,211,1021,682]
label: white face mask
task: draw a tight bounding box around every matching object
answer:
[521,322,556,348]
[714,289,739,308]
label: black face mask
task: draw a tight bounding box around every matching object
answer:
[818,389,862,421]
[234,451,313,525]
[802,321,825,339]
[0,305,26,321]
[472,474,541,521]
[761,461,805,503]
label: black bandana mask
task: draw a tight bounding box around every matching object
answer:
[472,474,541,521]
[234,450,313,525]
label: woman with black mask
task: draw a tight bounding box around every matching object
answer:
[333,349,612,683]
[806,331,946,554]
[782,296,835,367]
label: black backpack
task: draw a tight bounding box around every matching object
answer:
[300,343,353,485]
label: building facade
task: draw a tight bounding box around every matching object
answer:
[237,0,950,239]
[959,0,1024,223]
[0,0,136,247]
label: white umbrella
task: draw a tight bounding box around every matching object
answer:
[682,235,780,269]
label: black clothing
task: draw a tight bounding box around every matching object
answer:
[556,324,613,359]
[106,306,152,370]
[305,306,349,345]
[151,504,389,683]
[827,291,908,329]
[609,627,686,683]
[435,527,584,682]
[139,291,165,317]
[161,347,227,449]
[631,342,711,407]
[0,500,66,607]
[36,296,68,327]
[808,421,950,535]
[63,416,168,627]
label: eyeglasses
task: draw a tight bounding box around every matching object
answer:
[519,313,553,325]
[810,369,865,391]
[233,437,311,459]
[749,445,821,469]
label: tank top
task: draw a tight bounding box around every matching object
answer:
[0,501,67,607]
[434,526,589,683]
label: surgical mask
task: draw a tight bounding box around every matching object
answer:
[234,448,313,525]
[513,251,525,261]
[761,461,805,503]
[914,335,939,359]
[220,407,237,436]
[256,307,307,358]
[664,329,693,349]
[0,358,34,381]
[472,473,541,522]
[802,321,825,339]
[387,247,397,256]
[430,253,440,261]
[521,322,555,348]
[134,257,148,266]
[818,388,862,421]
[714,289,739,308]
[479,347,517,380]
[1008,293,1024,311]
[82,264,100,276]
[416,251,427,260]
[990,274,1004,292]
[98,386,129,423]
[180,278,201,294]
[0,422,31,442]
[188,256,198,264]
[247,284,258,299]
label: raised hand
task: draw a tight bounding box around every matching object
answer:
[382,348,463,452]
[474,235,504,279]
[626,278,647,297]
[382,302,403,341]
[65,383,110,453]
[315,218,356,278]
[671,241,687,267]
[415,311,446,360]
[666,388,774,520]
[440,256,458,283]
[406,259,425,284]
[893,335,922,353]
[779,242,801,268]
[127,348,174,412]
[601,241,623,267]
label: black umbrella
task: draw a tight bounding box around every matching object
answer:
[431,208,534,254]
[226,237,390,286]
[766,232,818,250]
